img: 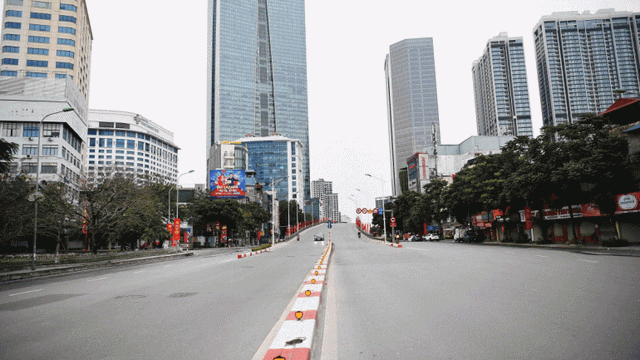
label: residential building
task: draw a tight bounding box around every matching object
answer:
[0,77,86,187]
[385,38,441,196]
[409,136,515,193]
[534,9,640,127]
[86,110,179,184]
[311,178,340,222]
[207,141,248,173]
[0,0,93,102]
[236,134,304,209]
[206,0,310,201]
[472,33,533,137]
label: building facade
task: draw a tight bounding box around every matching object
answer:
[472,33,533,137]
[86,110,179,184]
[206,0,310,200]
[408,135,515,193]
[385,38,441,196]
[311,178,340,222]
[207,141,248,173]
[0,77,85,187]
[1,0,93,102]
[534,9,640,127]
[237,134,303,208]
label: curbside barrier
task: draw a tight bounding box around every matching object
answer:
[261,241,333,360]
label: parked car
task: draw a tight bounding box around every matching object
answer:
[314,233,324,241]
[407,235,419,242]
[424,233,440,241]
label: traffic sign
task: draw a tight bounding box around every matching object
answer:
[390,217,396,222]
[356,208,361,214]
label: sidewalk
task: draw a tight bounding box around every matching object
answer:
[449,240,640,257]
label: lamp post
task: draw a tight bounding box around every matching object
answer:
[32,107,74,270]
[366,173,387,242]
[270,176,288,246]
[176,170,194,221]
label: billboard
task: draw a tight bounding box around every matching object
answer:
[209,169,246,199]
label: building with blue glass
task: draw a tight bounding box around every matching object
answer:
[385,38,441,196]
[206,0,310,201]
[236,135,303,208]
[472,33,533,138]
[534,9,640,127]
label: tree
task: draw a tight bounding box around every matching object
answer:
[0,138,18,174]
[0,176,34,250]
[239,201,270,243]
[185,192,243,243]
[39,182,77,256]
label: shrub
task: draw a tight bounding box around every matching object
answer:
[600,238,629,248]
[251,244,271,252]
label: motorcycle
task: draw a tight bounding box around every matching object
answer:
[297,235,300,241]
[358,232,361,238]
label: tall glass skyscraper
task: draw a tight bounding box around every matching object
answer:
[472,33,533,138]
[385,38,440,196]
[534,9,640,127]
[206,0,310,200]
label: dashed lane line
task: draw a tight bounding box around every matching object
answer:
[577,259,599,264]
[534,255,549,258]
[9,289,43,297]
[87,276,109,282]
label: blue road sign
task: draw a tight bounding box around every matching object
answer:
[378,209,383,215]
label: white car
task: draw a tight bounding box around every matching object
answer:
[314,233,324,241]
[424,233,440,241]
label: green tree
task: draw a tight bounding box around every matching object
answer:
[0,138,18,174]
[185,192,243,243]
[0,176,34,249]
[39,182,77,256]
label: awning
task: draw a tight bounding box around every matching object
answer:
[625,123,640,133]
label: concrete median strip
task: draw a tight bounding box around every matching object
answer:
[254,241,333,360]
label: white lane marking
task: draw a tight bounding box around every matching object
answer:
[221,259,234,264]
[410,248,430,251]
[534,255,549,258]
[133,270,146,274]
[577,259,599,264]
[9,289,43,297]
[506,251,516,254]
[162,264,172,268]
[87,276,109,282]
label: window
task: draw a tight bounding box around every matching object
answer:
[2,58,18,65]
[28,47,49,55]
[56,50,74,58]
[29,24,51,32]
[127,140,135,149]
[27,60,48,67]
[26,72,47,78]
[1,70,18,77]
[30,12,52,20]
[99,130,113,136]
[60,4,77,12]
[106,139,113,148]
[2,123,20,137]
[5,22,22,29]
[28,36,49,43]
[6,10,22,17]
[98,138,105,147]
[22,146,38,156]
[87,129,97,135]
[89,138,95,146]
[116,139,125,148]
[43,123,59,137]
[55,74,66,79]
[32,1,52,9]
[4,34,20,41]
[23,163,37,173]
[41,163,57,174]
[115,130,126,136]
[42,146,58,155]
[58,26,75,35]
[138,142,144,150]
[56,62,73,69]
[57,38,75,46]
[2,46,19,53]
[59,15,76,23]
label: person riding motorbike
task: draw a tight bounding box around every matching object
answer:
[358,231,361,238]
[297,234,300,241]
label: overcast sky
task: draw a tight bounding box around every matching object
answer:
[4,1,639,222]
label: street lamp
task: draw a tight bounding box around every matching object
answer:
[32,107,74,270]
[176,170,194,221]
[270,175,288,246]
[366,173,388,243]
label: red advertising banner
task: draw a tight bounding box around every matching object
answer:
[616,192,640,214]
[172,219,181,246]
[524,206,533,230]
[167,223,173,234]
[183,230,189,244]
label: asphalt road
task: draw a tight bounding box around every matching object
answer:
[322,224,640,360]
[0,228,329,360]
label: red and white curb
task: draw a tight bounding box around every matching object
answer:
[366,237,403,248]
[237,238,295,259]
[261,241,333,360]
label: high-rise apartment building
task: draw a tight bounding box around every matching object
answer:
[206,0,310,201]
[311,178,339,222]
[472,33,533,137]
[534,9,640,127]
[385,38,441,196]
[0,0,93,101]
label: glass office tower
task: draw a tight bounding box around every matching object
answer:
[385,38,441,196]
[534,9,640,127]
[206,0,310,200]
[473,33,533,138]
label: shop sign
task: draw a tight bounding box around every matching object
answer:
[616,192,640,214]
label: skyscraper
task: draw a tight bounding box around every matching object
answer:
[0,0,93,101]
[472,33,533,137]
[385,38,440,196]
[534,9,640,127]
[206,0,310,201]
